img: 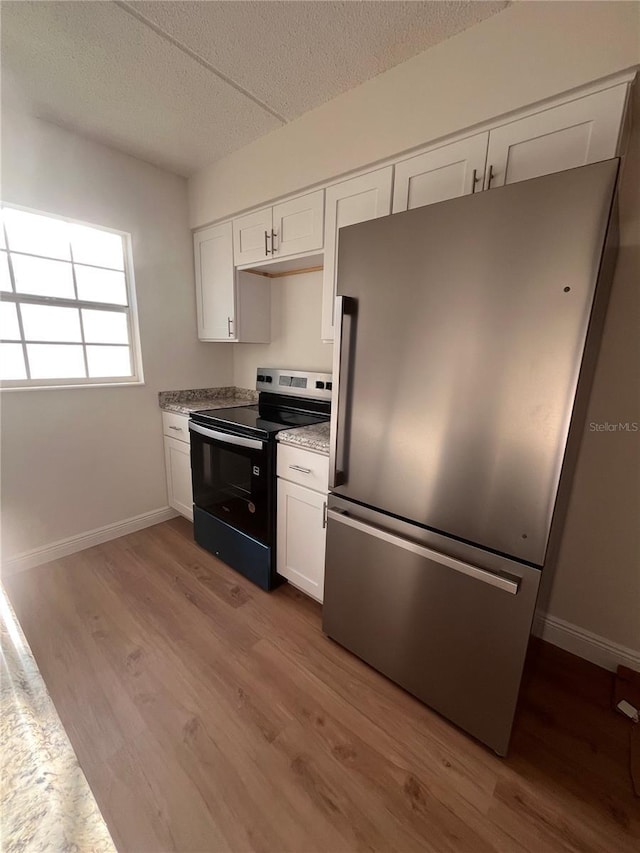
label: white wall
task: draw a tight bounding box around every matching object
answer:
[0,113,233,562]
[189,1,640,227]
[233,270,332,390]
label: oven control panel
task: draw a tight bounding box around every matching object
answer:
[256,368,332,401]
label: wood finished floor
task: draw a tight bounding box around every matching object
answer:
[4,517,639,853]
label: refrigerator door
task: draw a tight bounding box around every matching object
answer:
[322,496,541,755]
[330,160,618,565]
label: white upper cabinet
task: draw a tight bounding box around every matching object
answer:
[233,190,324,266]
[194,221,236,341]
[272,190,324,257]
[232,207,273,266]
[194,222,270,343]
[393,133,489,213]
[193,78,630,344]
[321,166,393,341]
[484,85,628,189]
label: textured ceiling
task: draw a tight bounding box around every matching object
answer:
[1,1,509,176]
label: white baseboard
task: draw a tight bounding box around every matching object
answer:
[1,506,179,576]
[533,612,640,672]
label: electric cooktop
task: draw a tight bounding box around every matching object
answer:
[192,403,329,438]
[190,367,332,441]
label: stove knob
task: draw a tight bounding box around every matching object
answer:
[315,381,325,389]
[257,374,265,382]
[326,382,332,391]
[265,375,273,383]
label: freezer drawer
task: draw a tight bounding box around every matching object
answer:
[322,505,541,755]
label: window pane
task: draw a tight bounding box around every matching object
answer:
[0,343,27,379]
[1,252,12,292]
[21,304,82,342]
[75,265,127,305]
[11,254,75,299]
[27,344,86,379]
[3,208,71,260]
[86,345,131,378]
[70,224,124,270]
[81,309,129,344]
[0,302,21,339]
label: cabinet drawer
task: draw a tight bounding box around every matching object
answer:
[277,443,329,492]
[162,411,190,443]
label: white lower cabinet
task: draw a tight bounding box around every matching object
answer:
[162,413,193,521]
[277,479,327,602]
[276,444,329,602]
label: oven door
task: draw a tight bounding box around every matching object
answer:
[189,420,271,544]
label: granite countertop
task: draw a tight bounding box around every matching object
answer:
[1,587,116,853]
[277,420,331,455]
[158,386,257,415]
[159,387,331,453]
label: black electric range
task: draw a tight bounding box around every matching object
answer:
[189,368,332,590]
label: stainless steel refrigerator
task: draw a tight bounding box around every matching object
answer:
[322,159,619,755]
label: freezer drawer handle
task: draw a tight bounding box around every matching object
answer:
[327,509,520,595]
[189,421,264,451]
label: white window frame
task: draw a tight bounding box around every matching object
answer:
[0,202,144,390]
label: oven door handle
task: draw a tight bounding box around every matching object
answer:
[189,421,264,451]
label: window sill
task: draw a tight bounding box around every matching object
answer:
[0,380,145,392]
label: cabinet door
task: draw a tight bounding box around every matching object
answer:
[321,167,393,341]
[194,222,236,341]
[485,84,628,189]
[392,133,489,213]
[277,478,327,602]
[164,436,193,521]
[232,207,273,265]
[272,190,324,257]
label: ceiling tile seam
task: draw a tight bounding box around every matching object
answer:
[112,0,288,124]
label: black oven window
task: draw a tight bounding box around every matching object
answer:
[192,437,269,543]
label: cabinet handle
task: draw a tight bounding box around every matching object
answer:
[227,316,234,337]
[471,168,482,194]
[485,164,494,190]
[322,501,328,529]
[169,425,183,431]
[264,230,271,255]
[289,464,312,474]
[271,229,278,254]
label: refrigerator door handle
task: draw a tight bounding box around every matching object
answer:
[327,508,520,595]
[329,295,356,488]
